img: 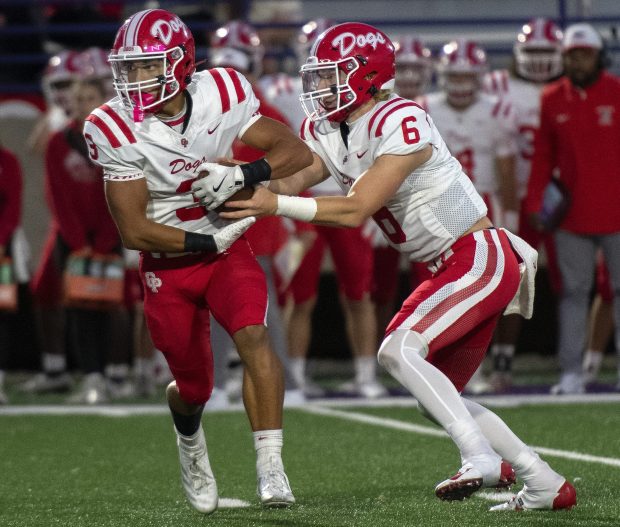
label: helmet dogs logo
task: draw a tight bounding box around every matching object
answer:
[331,30,388,57]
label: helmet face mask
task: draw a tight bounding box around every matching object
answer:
[299,22,395,123]
[300,56,359,121]
[108,9,195,120]
[110,47,184,112]
[437,39,487,108]
[514,18,563,82]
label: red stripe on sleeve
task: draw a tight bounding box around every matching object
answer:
[101,105,136,144]
[368,97,403,137]
[308,120,317,140]
[224,68,247,104]
[299,117,308,140]
[210,69,230,113]
[492,99,502,117]
[85,114,122,148]
[375,102,421,137]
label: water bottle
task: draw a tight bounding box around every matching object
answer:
[0,258,13,284]
[104,258,124,280]
[89,256,104,278]
[68,254,86,276]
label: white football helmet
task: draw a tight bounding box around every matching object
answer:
[394,36,433,99]
[210,20,264,76]
[437,39,487,107]
[42,50,82,114]
[514,18,563,82]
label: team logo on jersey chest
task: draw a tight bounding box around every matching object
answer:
[181,138,188,148]
[596,105,615,126]
[170,156,208,174]
[144,272,162,293]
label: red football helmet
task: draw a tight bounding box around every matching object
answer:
[394,36,433,99]
[108,9,196,120]
[294,18,336,63]
[436,39,487,107]
[42,49,82,112]
[210,20,264,76]
[300,22,395,123]
[514,18,563,82]
[79,47,114,97]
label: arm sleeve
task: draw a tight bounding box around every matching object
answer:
[375,105,433,157]
[524,94,555,215]
[0,150,23,246]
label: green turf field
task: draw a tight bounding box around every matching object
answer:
[1,402,619,526]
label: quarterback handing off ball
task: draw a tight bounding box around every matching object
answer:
[215,187,255,214]
[195,161,255,213]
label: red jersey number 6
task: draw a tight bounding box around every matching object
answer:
[401,116,420,145]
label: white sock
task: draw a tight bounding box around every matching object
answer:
[583,349,603,374]
[354,356,377,385]
[253,429,283,471]
[42,353,66,374]
[289,358,306,387]
[134,357,154,377]
[176,425,205,448]
[461,398,563,488]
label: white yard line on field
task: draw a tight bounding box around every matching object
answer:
[301,405,620,468]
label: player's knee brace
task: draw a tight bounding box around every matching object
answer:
[377,329,429,377]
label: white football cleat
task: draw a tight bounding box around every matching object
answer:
[436,459,515,501]
[66,373,109,405]
[19,372,73,394]
[490,480,577,511]
[257,468,296,507]
[176,427,218,514]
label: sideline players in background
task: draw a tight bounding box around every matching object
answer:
[484,18,564,391]
[420,39,519,393]
[84,9,312,512]
[261,18,385,399]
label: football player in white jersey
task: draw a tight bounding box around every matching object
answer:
[82,9,313,513]
[214,22,576,511]
[421,39,519,394]
[260,18,385,399]
[484,18,564,391]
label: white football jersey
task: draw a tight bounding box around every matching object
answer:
[301,94,487,262]
[484,70,543,198]
[83,68,260,237]
[419,91,517,195]
[260,72,342,196]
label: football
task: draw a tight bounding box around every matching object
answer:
[215,186,255,213]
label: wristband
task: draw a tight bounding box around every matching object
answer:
[183,231,218,253]
[240,158,271,186]
[276,195,317,222]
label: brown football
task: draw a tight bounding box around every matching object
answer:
[215,186,255,213]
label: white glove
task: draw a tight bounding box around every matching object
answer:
[191,162,244,210]
[213,217,256,253]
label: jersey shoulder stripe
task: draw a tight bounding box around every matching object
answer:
[100,104,136,144]
[367,97,405,137]
[224,67,246,104]
[373,101,425,138]
[300,117,317,141]
[206,68,249,114]
[86,103,137,148]
[299,117,308,140]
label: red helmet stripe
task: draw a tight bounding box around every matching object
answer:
[209,69,231,113]
[85,114,122,148]
[224,68,246,104]
[101,104,136,144]
[375,102,422,137]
